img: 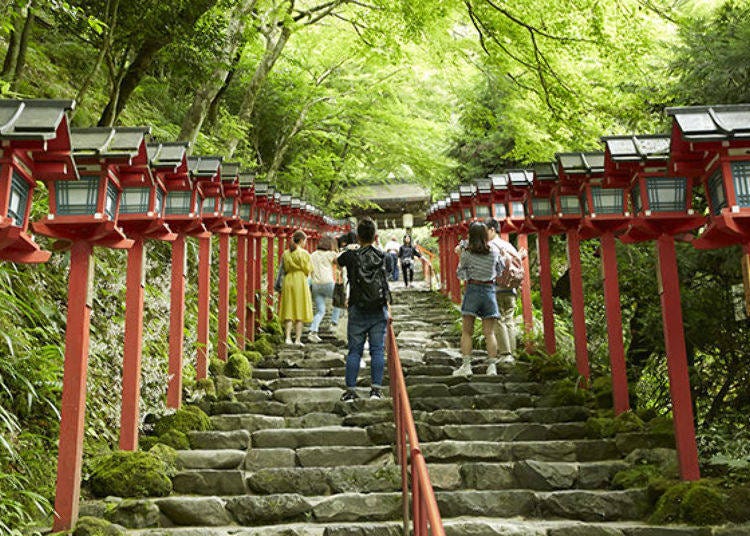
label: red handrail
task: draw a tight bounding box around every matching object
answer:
[415,246,434,291]
[386,321,445,536]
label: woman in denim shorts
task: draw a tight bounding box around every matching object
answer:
[453,222,504,377]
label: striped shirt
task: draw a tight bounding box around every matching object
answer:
[457,250,504,282]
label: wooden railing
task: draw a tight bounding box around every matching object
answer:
[415,245,435,290]
[386,321,445,536]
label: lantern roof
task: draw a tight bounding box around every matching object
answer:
[0,99,74,142]
[254,181,269,196]
[458,183,476,198]
[556,152,605,175]
[474,178,492,195]
[532,162,558,181]
[489,173,508,190]
[187,156,222,179]
[601,135,670,162]
[280,194,292,206]
[71,127,150,161]
[291,198,301,209]
[238,172,255,187]
[506,169,534,187]
[147,142,189,170]
[666,105,750,141]
[222,162,240,181]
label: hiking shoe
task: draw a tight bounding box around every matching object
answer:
[452,361,473,377]
[285,338,293,345]
[499,354,515,364]
[369,388,383,399]
[294,340,305,347]
[308,333,322,343]
[486,363,497,376]
[359,358,367,369]
[341,390,359,402]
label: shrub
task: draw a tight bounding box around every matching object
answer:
[614,411,646,433]
[225,353,252,380]
[527,353,575,382]
[88,451,173,498]
[585,417,616,438]
[153,406,211,436]
[208,358,226,376]
[251,337,275,357]
[590,376,614,409]
[646,415,675,435]
[155,429,189,450]
[244,350,263,365]
[727,486,750,522]
[196,378,216,397]
[138,436,158,451]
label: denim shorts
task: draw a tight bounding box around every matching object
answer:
[461,283,500,319]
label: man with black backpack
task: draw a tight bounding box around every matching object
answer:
[335,218,392,401]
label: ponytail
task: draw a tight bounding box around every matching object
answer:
[289,230,307,251]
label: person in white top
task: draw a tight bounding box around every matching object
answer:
[384,235,400,281]
[307,235,340,342]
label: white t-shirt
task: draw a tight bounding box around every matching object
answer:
[310,250,338,285]
[490,236,519,257]
[385,240,400,253]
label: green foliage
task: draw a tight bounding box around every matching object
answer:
[250,336,275,357]
[649,480,731,526]
[244,351,263,365]
[209,357,226,377]
[153,406,211,437]
[538,378,592,407]
[585,410,645,439]
[87,451,174,498]
[154,429,189,450]
[215,375,236,400]
[526,352,576,382]
[612,464,661,490]
[225,353,252,380]
[196,378,217,398]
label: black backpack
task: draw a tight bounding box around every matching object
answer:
[351,246,391,310]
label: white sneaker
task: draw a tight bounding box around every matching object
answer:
[308,333,322,343]
[452,362,473,377]
[294,341,305,347]
[285,338,293,345]
[499,354,515,364]
[359,358,367,369]
[486,363,497,376]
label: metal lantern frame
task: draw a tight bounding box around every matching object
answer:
[0,99,77,263]
[457,184,477,226]
[155,145,207,237]
[505,169,534,233]
[190,156,224,232]
[220,162,242,230]
[489,173,510,222]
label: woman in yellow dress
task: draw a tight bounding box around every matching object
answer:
[280,230,313,345]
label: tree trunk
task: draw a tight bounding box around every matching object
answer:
[1,2,29,80]
[206,49,242,127]
[226,24,292,157]
[10,4,35,90]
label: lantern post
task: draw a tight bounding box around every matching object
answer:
[506,170,535,338]
[237,172,255,348]
[157,144,207,408]
[33,127,138,532]
[0,99,76,263]
[266,188,279,321]
[215,162,241,360]
[448,192,462,304]
[551,153,591,382]
[528,162,561,355]
[567,151,632,414]
[661,106,750,479]
[116,133,184,452]
[189,156,223,378]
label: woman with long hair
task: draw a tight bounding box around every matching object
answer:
[280,230,313,345]
[398,235,422,288]
[307,235,340,342]
[453,222,504,376]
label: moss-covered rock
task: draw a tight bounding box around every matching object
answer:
[153,406,211,436]
[215,375,235,400]
[612,464,660,489]
[88,451,173,498]
[225,353,252,380]
[727,486,750,522]
[196,378,216,397]
[148,444,178,472]
[539,378,592,407]
[585,416,616,438]
[155,428,189,450]
[614,411,646,433]
[74,516,126,536]
[647,476,680,506]
[590,375,614,409]
[527,353,575,382]
[650,480,728,525]
[646,415,675,435]
[138,435,158,451]
[208,357,226,377]
[244,350,263,365]
[251,336,275,357]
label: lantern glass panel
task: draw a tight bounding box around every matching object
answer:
[56,175,100,216]
[475,205,491,218]
[511,201,524,218]
[646,177,687,212]
[165,190,192,215]
[590,186,624,214]
[708,169,727,216]
[558,195,581,215]
[463,207,472,220]
[240,204,251,220]
[8,171,30,226]
[493,203,507,218]
[155,188,164,215]
[532,198,553,217]
[269,212,277,224]
[222,198,235,217]
[730,161,750,208]
[631,183,642,214]
[449,214,456,224]
[281,214,288,225]
[259,208,265,222]
[120,187,150,214]
[105,181,118,219]
[202,196,216,214]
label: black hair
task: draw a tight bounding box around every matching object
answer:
[338,231,357,248]
[403,235,412,245]
[357,218,377,243]
[484,218,500,232]
[289,230,307,251]
[467,222,490,255]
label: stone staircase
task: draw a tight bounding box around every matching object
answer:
[88,285,741,535]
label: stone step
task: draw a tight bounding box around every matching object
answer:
[410,393,537,411]
[171,460,628,496]
[251,426,375,448]
[125,519,734,536]
[102,489,650,528]
[421,439,621,463]
[407,381,543,397]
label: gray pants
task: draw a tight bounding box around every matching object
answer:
[495,292,517,357]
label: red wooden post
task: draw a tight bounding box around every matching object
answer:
[600,232,630,414]
[167,235,186,409]
[197,235,211,379]
[656,234,700,480]
[517,233,534,335]
[236,234,247,348]
[439,235,447,294]
[217,231,230,361]
[255,235,263,330]
[52,241,93,532]
[500,232,509,242]
[277,234,285,264]
[119,238,145,450]
[266,235,274,321]
[246,235,257,342]
[566,229,590,382]
[537,231,556,354]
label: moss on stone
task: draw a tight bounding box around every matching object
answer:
[215,375,235,400]
[590,375,614,409]
[527,353,575,382]
[244,350,263,365]
[650,480,728,525]
[727,486,750,522]
[148,444,178,474]
[153,406,211,436]
[647,476,680,506]
[74,516,125,536]
[138,435,158,451]
[208,357,225,376]
[196,378,216,397]
[155,428,189,450]
[614,411,646,433]
[225,353,253,380]
[585,416,616,438]
[646,415,675,435]
[88,451,173,498]
[251,336,275,357]
[612,464,660,489]
[540,379,592,407]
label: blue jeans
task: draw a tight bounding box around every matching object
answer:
[345,304,388,388]
[387,252,399,281]
[310,282,334,333]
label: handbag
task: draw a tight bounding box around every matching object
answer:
[274,259,285,292]
[332,282,347,308]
